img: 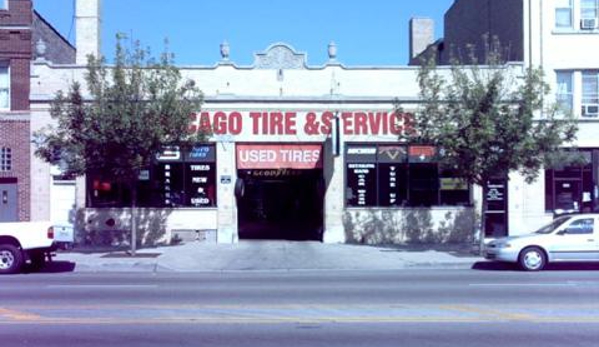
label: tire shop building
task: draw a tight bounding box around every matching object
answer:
[21,0,599,245]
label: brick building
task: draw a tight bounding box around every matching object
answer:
[0,0,74,222]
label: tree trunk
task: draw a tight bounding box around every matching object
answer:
[130,183,137,256]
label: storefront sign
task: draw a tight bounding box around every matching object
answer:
[189,111,414,137]
[408,146,436,163]
[236,144,323,169]
[346,163,377,206]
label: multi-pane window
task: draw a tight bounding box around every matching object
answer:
[545,150,595,213]
[556,0,574,28]
[582,71,599,117]
[88,144,217,208]
[345,144,470,207]
[581,0,599,29]
[0,63,9,109]
[0,147,11,171]
[556,71,573,112]
[581,0,599,19]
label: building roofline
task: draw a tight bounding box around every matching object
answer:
[33,9,76,51]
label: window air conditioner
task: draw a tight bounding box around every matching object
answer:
[581,18,597,30]
[582,104,599,117]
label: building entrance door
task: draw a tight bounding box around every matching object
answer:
[0,182,18,222]
[235,144,324,241]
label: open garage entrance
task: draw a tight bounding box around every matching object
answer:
[236,144,324,241]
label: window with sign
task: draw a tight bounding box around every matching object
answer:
[545,149,596,213]
[88,144,217,208]
[345,144,470,207]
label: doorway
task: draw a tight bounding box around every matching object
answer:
[0,182,18,222]
[237,169,324,241]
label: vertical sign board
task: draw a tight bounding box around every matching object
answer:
[156,145,217,207]
[185,145,217,207]
[485,178,508,237]
[345,145,377,206]
[156,146,184,207]
[377,146,408,206]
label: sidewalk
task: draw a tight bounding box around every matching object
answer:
[52,241,484,273]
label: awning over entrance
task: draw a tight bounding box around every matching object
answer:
[236,144,323,169]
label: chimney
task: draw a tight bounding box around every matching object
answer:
[409,17,434,61]
[76,0,102,64]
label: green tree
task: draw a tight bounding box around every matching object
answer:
[411,39,578,252]
[35,36,206,255]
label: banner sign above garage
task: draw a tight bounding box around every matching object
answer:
[190,111,414,137]
[236,144,323,169]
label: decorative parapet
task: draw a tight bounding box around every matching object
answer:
[253,43,307,70]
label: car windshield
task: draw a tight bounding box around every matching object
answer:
[535,216,572,234]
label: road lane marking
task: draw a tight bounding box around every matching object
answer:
[0,307,41,321]
[46,285,159,289]
[469,283,576,287]
[2,303,599,325]
[440,305,536,321]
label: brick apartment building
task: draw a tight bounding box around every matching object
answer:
[0,0,74,222]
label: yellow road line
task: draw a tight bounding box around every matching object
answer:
[440,305,537,321]
[0,307,42,321]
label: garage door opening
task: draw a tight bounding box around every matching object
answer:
[235,144,324,241]
[237,170,323,240]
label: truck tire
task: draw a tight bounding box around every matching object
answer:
[0,244,24,274]
[28,250,47,272]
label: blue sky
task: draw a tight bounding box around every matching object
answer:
[34,0,454,66]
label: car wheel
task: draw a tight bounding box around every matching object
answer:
[518,247,546,271]
[28,251,47,272]
[0,244,24,275]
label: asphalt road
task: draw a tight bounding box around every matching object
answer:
[2,269,599,346]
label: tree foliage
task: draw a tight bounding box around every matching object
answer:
[35,35,206,252]
[410,37,578,243]
[414,40,577,187]
[36,35,205,184]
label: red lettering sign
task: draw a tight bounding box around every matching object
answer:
[190,111,415,136]
[236,144,323,169]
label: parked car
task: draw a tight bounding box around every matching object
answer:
[484,214,599,271]
[0,221,74,274]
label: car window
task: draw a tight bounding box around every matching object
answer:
[536,216,572,234]
[563,218,595,235]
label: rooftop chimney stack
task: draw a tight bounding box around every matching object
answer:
[409,17,434,62]
[76,0,102,64]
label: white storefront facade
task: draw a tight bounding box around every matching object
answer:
[31,42,477,245]
[28,0,599,245]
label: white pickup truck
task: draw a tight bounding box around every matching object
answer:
[0,221,74,274]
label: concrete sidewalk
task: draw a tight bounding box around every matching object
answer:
[52,241,484,273]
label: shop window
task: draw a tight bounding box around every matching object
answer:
[0,147,11,171]
[545,150,596,213]
[345,144,470,208]
[556,71,573,112]
[0,63,9,109]
[555,0,573,28]
[409,163,438,207]
[88,144,217,208]
[439,167,470,206]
